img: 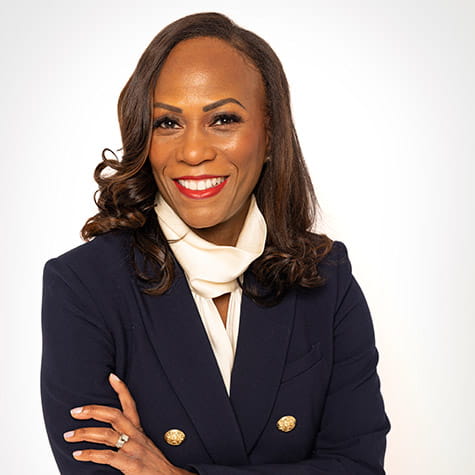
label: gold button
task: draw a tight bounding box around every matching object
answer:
[276,415,297,432]
[164,429,186,446]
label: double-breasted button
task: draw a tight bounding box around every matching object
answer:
[276,415,297,432]
[164,429,186,446]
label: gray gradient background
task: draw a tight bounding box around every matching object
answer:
[1,1,474,473]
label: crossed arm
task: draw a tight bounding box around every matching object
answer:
[41,243,389,474]
[65,373,192,474]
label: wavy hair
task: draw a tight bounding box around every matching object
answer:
[81,12,333,304]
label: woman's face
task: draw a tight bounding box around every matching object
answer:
[149,36,268,246]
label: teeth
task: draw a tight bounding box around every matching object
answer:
[178,177,226,191]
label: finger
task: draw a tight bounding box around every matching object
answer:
[66,427,170,466]
[64,427,121,448]
[70,405,138,437]
[65,428,147,458]
[72,448,145,473]
[108,373,142,429]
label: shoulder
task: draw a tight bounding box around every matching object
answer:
[314,238,352,282]
[302,233,351,274]
[320,240,351,273]
[319,239,350,264]
[298,238,355,304]
[43,230,134,287]
[297,239,372,332]
[42,230,138,333]
[51,229,132,265]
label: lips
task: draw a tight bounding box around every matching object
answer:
[174,175,229,199]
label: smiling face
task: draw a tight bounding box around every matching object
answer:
[149,36,268,246]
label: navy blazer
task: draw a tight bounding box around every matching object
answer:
[41,230,390,474]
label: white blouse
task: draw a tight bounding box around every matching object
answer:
[154,194,267,395]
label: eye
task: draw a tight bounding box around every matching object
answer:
[211,113,242,126]
[152,116,181,129]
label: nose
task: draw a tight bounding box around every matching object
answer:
[178,124,216,166]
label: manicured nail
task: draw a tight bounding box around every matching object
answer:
[63,431,74,439]
[109,373,121,382]
[72,450,82,458]
[70,407,83,415]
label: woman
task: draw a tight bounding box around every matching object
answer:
[41,12,390,474]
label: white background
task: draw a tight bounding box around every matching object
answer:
[1,1,474,473]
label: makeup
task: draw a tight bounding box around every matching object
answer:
[174,175,228,199]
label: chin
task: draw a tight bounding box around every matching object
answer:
[179,210,224,231]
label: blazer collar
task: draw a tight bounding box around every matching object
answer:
[139,261,295,461]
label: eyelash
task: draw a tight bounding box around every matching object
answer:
[152,117,179,129]
[212,113,242,126]
[152,113,243,130]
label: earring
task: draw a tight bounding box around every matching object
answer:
[265,155,271,163]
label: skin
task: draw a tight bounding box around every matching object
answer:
[64,37,269,472]
[149,36,268,248]
[150,36,268,325]
[66,374,191,474]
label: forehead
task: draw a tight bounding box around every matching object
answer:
[153,36,265,107]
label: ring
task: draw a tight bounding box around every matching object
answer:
[115,433,129,449]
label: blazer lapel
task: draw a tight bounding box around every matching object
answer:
[230,276,296,454]
[139,266,248,465]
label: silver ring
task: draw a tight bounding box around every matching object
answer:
[115,433,129,449]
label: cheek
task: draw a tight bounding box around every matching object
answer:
[226,129,266,167]
[148,159,161,184]
[149,142,168,176]
[148,159,167,196]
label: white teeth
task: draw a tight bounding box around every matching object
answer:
[178,177,226,191]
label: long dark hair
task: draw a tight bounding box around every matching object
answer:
[81,12,333,304]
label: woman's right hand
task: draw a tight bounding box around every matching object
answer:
[64,373,193,475]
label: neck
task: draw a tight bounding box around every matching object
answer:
[191,198,252,247]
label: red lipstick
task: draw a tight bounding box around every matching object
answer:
[174,175,229,199]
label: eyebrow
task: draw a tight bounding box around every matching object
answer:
[153,102,182,113]
[203,97,246,112]
[153,97,246,113]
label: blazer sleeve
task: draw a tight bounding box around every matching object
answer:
[41,257,122,474]
[188,242,390,475]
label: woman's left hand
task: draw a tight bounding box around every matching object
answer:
[64,373,192,474]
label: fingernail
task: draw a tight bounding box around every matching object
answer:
[109,373,121,382]
[72,450,82,458]
[63,431,74,439]
[70,407,83,415]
